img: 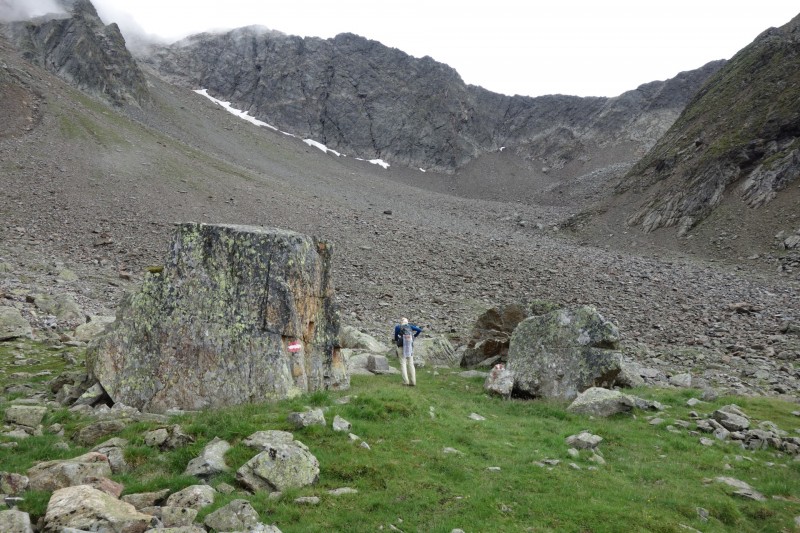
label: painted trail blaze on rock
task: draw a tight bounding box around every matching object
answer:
[87,223,348,412]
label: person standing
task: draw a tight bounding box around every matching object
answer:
[394,317,422,386]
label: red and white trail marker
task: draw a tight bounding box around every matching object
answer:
[288,341,302,353]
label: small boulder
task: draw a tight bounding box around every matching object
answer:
[366,355,393,374]
[0,509,34,533]
[74,315,116,342]
[42,485,155,532]
[184,437,231,478]
[287,408,326,429]
[713,407,750,432]
[567,387,634,417]
[27,452,112,492]
[333,415,352,432]
[0,307,32,340]
[236,442,320,493]
[0,472,29,495]
[73,419,128,446]
[565,431,603,450]
[4,405,47,429]
[243,430,300,450]
[339,325,389,353]
[161,506,198,527]
[483,364,514,399]
[414,336,458,367]
[91,438,129,474]
[203,499,260,532]
[165,485,216,510]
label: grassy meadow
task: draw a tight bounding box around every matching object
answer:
[1,340,799,532]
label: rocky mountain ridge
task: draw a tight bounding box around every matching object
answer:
[617,13,800,236]
[2,0,148,107]
[142,25,723,180]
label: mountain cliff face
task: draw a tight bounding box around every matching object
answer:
[616,14,800,235]
[143,26,722,174]
[2,0,148,106]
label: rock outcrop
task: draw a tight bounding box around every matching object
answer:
[87,223,348,413]
[3,0,149,106]
[506,306,622,400]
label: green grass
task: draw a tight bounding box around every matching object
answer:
[2,343,799,531]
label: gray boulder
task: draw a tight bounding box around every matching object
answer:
[414,336,458,367]
[204,499,260,531]
[567,387,634,417]
[506,306,622,400]
[242,430,302,450]
[614,360,646,388]
[0,306,32,340]
[73,419,127,446]
[483,364,514,399]
[91,438,129,474]
[339,325,389,353]
[165,485,216,510]
[237,443,320,493]
[184,437,231,478]
[161,506,198,528]
[366,355,393,374]
[713,407,750,432]
[333,415,352,432]
[0,472,29,494]
[565,431,603,450]
[42,485,155,532]
[4,405,47,429]
[87,223,348,413]
[287,408,326,429]
[74,315,116,342]
[27,452,112,492]
[121,489,171,510]
[0,509,33,533]
[144,425,194,450]
[32,293,84,329]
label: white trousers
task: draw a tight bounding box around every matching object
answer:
[400,354,416,386]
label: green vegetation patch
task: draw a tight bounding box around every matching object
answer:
[2,350,799,532]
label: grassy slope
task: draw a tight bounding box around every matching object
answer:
[2,342,799,532]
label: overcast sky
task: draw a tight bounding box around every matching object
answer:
[7,1,798,97]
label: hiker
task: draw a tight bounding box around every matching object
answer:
[394,317,422,386]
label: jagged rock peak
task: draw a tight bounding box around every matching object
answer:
[2,0,149,106]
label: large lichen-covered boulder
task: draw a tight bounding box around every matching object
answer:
[87,223,348,413]
[506,306,622,400]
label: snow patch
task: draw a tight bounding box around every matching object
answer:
[303,139,342,157]
[194,89,277,131]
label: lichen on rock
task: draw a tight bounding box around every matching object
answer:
[87,223,348,413]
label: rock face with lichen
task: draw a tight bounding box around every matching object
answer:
[506,306,622,400]
[87,223,348,413]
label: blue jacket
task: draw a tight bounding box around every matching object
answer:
[394,323,422,345]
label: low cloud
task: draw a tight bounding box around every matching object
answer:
[0,0,65,22]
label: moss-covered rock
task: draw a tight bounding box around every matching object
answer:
[87,223,348,413]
